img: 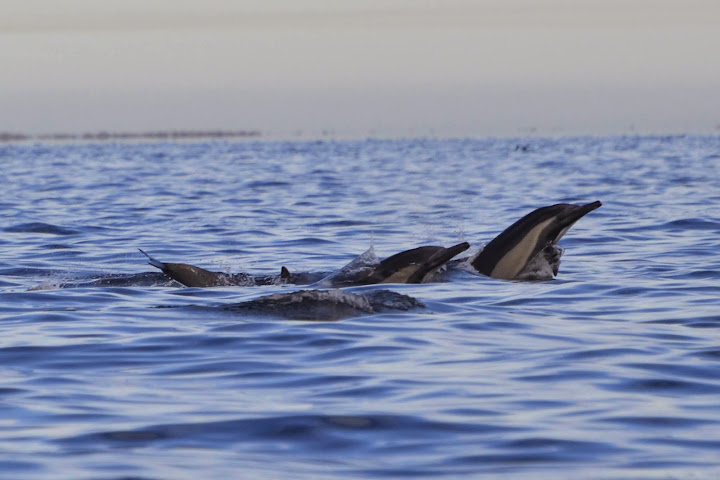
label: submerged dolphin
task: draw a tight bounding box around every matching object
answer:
[224,288,424,321]
[470,201,602,280]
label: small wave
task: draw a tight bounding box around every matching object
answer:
[597,415,711,428]
[35,272,176,289]
[3,222,79,235]
[601,377,720,395]
[59,413,504,450]
[663,218,720,231]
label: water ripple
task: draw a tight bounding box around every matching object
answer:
[2,136,720,479]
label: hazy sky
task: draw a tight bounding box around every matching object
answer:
[2,0,720,138]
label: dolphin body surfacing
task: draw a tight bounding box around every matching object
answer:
[324,242,470,287]
[470,201,602,280]
[139,249,254,287]
[366,242,471,284]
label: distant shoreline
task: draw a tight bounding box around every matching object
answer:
[0,130,262,143]
[2,129,717,144]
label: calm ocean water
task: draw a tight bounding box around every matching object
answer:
[1,136,720,479]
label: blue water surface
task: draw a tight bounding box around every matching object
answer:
[1,136,720,479]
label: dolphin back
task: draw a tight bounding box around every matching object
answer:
[139,249,249,287]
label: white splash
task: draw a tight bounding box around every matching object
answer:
[315,246,380,287]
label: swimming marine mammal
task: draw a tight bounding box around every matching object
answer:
[224,288,424,321]
[139,249,255,287]
[360,242,470,285]
[470,201,602,280]
[314,242,470,287]
[140,249,327,287]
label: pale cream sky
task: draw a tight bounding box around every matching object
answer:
[2,0,719,137]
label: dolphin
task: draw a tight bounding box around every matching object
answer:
[139,249,324,287]
[139,249,253,287]
[470,201,602,280]
[369,242,470,284]
[224,288,424,321]
[281,242,471,287]
[320,242,470,286]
